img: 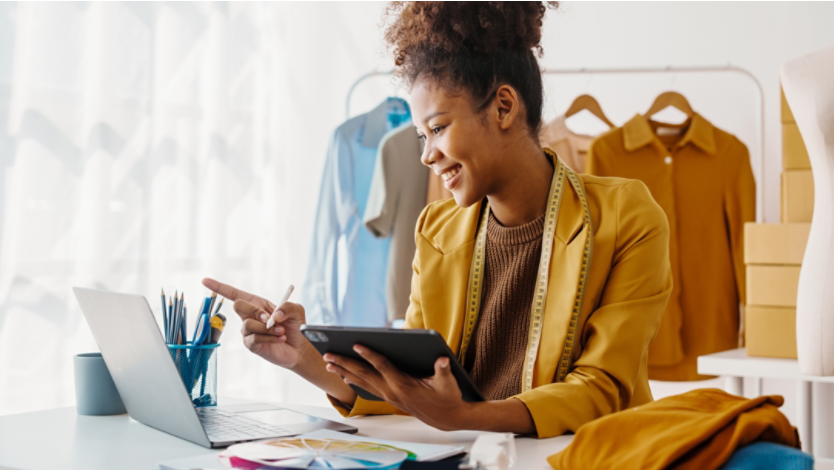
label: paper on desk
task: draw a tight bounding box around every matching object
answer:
[158,452,223,470]
[298,429,464,462]
[157,429,464,470]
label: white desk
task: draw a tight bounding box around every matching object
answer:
[0,397,572,470]
[698,348,834,468]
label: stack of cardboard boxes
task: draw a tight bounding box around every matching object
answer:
[743,86,813,359]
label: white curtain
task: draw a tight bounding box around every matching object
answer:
[0,1,392,415]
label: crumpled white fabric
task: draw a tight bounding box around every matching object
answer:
[467,433,516,470]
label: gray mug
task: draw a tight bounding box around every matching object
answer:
[73,352,127,416]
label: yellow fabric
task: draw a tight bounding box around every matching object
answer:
[329,152,673,438]
[586,114,755,381]
[548,388,800,470]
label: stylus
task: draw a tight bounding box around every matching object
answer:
[266,284,294,330]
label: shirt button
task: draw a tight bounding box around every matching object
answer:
[664,156,672,165]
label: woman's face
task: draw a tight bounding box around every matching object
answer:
[410,77,504,208]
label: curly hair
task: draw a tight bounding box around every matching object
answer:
[383,1,558,135]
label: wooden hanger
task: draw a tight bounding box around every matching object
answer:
[564,94,615,128]
[644,91,694,119]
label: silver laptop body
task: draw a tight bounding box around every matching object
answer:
[72,287,357,448]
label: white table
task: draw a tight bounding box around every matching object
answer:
[0,397,572,470]
[698,348,834,467]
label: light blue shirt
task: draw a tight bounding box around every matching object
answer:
[303,98,411,326]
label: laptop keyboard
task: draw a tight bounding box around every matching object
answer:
[197,408,292,443]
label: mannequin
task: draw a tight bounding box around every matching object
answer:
[781,46,834,376]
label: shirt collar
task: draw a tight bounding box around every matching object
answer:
[622,113,716,155]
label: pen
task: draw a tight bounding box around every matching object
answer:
[209,313,226,344]
[266,284,294,330]
[207,292,217,320]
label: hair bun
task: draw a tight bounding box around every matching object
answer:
[385,2,558,60]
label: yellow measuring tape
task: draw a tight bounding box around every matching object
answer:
[458,152,594,392]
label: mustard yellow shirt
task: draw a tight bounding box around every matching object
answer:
[329,154,672,438]
[586,114,755,381]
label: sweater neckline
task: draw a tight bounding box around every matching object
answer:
[487,211,545,246]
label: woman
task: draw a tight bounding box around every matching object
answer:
[204,1,671,439]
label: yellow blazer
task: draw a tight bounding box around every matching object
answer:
[330,163,673,438]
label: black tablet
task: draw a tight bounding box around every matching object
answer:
[300,325,484,403]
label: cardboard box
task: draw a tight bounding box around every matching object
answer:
[744,223,810,265]
[746,306,797,358]
[746,265,801,307]
[783,122,811,169]
[781,170,814,223]
[781,85,795,123]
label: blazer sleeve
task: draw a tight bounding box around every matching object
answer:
[514,180,673,438]
[327,206,433,417]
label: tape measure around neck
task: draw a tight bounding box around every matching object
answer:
[458,155,594,392]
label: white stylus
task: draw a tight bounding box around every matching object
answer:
[266,284,294,330]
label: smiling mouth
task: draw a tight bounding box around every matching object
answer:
[441,166,460,181]
[439,164,462,189]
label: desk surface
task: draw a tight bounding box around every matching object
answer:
[697,348,834,382]
[0,397,571,470]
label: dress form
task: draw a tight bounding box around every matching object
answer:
[781,46,834,376]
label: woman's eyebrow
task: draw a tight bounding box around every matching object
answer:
[421,111,449,124]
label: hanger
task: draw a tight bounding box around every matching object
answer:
[644,91,694,119]
[564,94,615,128]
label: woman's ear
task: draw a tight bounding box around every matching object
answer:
[494,84,521,131]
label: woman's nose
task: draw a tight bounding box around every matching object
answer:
[421,145,439,167]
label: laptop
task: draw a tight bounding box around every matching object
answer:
[72,287,357,448]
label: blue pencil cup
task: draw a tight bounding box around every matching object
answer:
[169,342,220,407]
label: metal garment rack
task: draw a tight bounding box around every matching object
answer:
[346,65,766,221]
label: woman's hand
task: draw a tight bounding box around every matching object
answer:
[323,345,475,431]
[201,278,307,369]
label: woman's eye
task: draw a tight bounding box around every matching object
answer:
[432,126,445,135]
[417,134,427,141]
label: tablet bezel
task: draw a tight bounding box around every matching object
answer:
[300,326,484,403]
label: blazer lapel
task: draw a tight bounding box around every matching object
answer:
[536,177,590,387]
[419,201,483,355]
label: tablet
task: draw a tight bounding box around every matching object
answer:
[300,325,484,403]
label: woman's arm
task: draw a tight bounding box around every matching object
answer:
[202,278,358,405]
[325,345,534,434]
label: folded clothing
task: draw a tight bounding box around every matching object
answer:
[720,442,812,470]
[548,388,800,470]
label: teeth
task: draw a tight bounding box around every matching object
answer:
[442,167,460,181]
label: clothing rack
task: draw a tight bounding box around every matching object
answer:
[346,65,766,222]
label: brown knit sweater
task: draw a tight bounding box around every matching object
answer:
[464,211,545,401]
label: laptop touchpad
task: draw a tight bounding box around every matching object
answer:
[238,409,324,427]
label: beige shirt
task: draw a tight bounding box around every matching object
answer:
[539,115,597,173]
[363,125,427,322]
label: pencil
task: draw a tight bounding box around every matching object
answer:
[266,284,294,329]
[212,298,224,317]
[178,293,185,344]
[161,289,168,340]
[172,290,179,342]
[183,302,188,345]
[167,298,173,343]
